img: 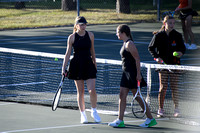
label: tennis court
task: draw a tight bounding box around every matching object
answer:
[0,23,200,133]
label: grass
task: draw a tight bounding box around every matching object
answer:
[0,8,199,30]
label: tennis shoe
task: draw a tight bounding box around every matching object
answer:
[174,108,180,117]
[91,110,101,123]
[188,44,197,50]
[80,112,88,124]
[184,43,190,49]
[157,108,164,117]
[139,118,157,128]
[108,119,125,128]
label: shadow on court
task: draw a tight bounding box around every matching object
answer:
[1,101,200,133]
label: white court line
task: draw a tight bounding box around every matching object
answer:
[0,103,17,106]
[0,82,48,87]
[0,118,169,133]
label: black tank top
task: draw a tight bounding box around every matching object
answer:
[120,39,136,71]
[73,31,91,58]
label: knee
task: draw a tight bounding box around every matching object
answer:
[119,92,127,101]
[88,89,96,95]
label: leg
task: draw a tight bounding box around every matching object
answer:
[108,86,129,127]
[181,19,189,44]
[86,78,97,108]
[133,89,157,127]
[86,78,101,122]
[185,15,195,44]
[130,89,153,119]
[118,87,129,121]
[74,80,88,123]
[74,80,85,111]
[158,71,168,111]
[169,71,179,110]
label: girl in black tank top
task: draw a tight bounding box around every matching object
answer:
[61,16,100,124]
[108,24,157,128]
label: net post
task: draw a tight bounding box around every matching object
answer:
[145,65,151,105]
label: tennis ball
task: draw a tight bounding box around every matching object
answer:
[173,52,179,57]
[54,58,58,61]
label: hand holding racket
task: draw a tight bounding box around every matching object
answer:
[52,71,68,111]
[154,58,174,73]
[131,80,146,118]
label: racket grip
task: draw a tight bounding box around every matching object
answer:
[64,70,68,77]
[154,58,163,63]
[137,80,140,87]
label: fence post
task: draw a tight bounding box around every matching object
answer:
[77,0,80,16]
[157,0,160,21]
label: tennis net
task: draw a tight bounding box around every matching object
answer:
[0,47,200,125]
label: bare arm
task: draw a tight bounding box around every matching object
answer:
[88,31,97,69]
[126,41,142,81]
[62,34,74,75]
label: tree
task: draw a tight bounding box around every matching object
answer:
[116,0,130,14]
[61,0,76,11]
[15,2,25,9]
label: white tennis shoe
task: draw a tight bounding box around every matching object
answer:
[187,44,197,50]
[80,111,88,124]
[174,108,180,117]
[91,110,101,123]
[157,108,164,117]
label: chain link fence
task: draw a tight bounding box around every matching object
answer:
[0,0,199,29]
[0,0,199,11]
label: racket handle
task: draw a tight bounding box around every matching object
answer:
[154,58,163,64]
[137,80,140,87]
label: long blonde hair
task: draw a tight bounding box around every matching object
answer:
[153,15,175,34]
[73,16,79,33]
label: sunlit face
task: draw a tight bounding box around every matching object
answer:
[76,23,86,31]
[165,18,175,32]
[116,28,123,40]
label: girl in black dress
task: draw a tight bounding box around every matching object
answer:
[62,16,101,124]
[108,24,157,128]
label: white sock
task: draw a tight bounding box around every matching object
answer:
[91,107,97,112]
[80,111,86,116]
[117,118,123,122]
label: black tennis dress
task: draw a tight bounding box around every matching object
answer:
[67,31,97,80]
[120,40,146,89]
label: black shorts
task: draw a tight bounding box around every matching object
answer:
[120,71,146,89]
[179,9,198,20]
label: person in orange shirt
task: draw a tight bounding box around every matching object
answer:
[175,0,198,50]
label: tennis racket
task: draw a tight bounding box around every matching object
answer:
[52,72,67,111]
[154,58,174,73]
[162,11,175,20]
[131,80,146,118]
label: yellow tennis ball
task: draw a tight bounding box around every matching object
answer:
[173,52,179,57]
[54,58,58,61]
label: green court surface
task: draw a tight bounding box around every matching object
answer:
[0,23,200,133]
[1,101,200,133]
